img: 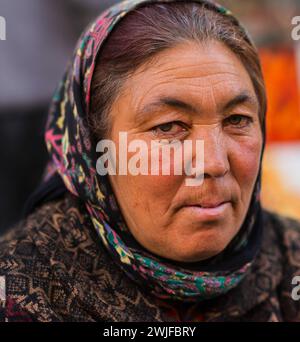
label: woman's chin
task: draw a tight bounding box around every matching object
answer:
[153,230,233,263]
[155,209,239,262]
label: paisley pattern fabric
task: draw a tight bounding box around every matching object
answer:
[0,194,300,322]
[44,0,265,301]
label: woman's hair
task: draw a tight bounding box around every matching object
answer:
[89,2,266,139]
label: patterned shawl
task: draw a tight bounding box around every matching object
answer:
[44,0,265,302]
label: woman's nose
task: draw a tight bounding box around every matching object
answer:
[195,128,230,179]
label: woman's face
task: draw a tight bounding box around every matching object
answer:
[106,40,263,262]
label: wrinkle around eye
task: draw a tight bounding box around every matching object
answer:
[150,123,189,140]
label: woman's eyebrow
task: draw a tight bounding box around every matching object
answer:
[223,92,259,111]
[136,97,198,122]
[136,92,258,122]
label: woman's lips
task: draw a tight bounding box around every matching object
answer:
[180,201,231,221]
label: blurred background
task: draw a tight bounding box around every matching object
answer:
[0,0,299,234]
[219,0,300,221]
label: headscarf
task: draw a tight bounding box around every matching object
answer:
[43,0,265,302]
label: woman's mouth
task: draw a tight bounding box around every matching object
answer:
[180,201,231,221]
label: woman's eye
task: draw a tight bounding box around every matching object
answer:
[224,114,253,128]
[151,121,187,136]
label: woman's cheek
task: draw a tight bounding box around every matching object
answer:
[128,142,185,195]
[127,173,183,207]
[230,137,262,191]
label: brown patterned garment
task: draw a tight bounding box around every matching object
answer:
[0,192,300,322]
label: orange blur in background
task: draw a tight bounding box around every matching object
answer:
[260,47,300,220]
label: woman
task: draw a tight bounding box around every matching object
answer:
[1,0,300,322]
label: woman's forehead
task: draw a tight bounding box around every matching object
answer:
[128,41,254,86]
[119,41,258,115]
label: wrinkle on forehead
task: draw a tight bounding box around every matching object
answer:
[112,39,258,125]
[132,40,251,85]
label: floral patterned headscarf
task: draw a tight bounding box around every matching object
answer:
[45,0,265,302]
